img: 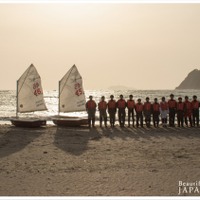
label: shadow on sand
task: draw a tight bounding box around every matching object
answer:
[0,127,44,158]
[1,124,199,158]
[54,124,200,156]
[100,125,200,142]
[54,126,102,156]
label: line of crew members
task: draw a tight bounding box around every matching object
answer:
[85,94,200,128]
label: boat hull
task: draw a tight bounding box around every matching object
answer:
[10,118,46,128]
[52,116,88,127]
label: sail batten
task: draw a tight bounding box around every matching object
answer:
[17,64,47,113]
[59,65,86,113]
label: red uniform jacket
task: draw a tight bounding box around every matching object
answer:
[98,101,107,110]
[127,100,135,109]
[191,100,200,110]
[177,102,184,111]
[143,102,152,111]
[135,103,143,113]
[168,99,177,109]
[160,102,168,111]
[152,103,160,112]
[86,100,96,110]
[117,99,126,109]
[108,100,116,109]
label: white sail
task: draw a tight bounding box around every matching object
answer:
[59,65,86,112]
[17,64,47,113]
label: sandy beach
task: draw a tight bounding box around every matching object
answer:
[0,124,200,196]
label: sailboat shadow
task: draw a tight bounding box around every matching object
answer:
[54,127,102,156]
[0,127,44,158]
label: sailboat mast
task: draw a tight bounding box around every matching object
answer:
[16,80,19,118]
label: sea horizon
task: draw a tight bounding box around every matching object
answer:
[1,89,200,123]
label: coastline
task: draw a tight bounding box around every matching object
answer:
[0,124,200,196]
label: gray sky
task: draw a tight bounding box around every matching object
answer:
[1,3,200,90]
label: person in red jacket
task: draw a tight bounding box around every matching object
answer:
[98,96,107,127]
[143,97,152,128]
[160,97,169,127]
[184,96,192,127]
[191,95,200,127]
[135,98,143,128]
[117,94,126,127]
[108,95,117,127]
[168,94,177,127]
[86,95,97,128]
[176,97,185,127]
[127,94,135,127]
[152,98,160,128]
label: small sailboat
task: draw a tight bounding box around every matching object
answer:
[10,64,47,127]
[52,64,88,127]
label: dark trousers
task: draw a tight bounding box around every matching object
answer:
[136,112,143,127]
[192,109,199,126]
[177,110,184,127]
[185,116,192,127]
[144,111,151,127]
[88,109,96,127]
[161,118,167,124]
[128,109,134,126]
[109,109,116,127]
[118,108,126,127]
[169,108,176,126]
[153,111,160,127]
[99,110,107,127]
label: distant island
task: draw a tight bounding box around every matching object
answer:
[108,85,136,90]
[176,69,200,90]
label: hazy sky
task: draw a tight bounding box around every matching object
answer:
[1,3,200,90]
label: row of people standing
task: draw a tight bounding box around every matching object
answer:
[85,94,200,128]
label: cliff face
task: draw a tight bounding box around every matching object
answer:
[176,69,200,89]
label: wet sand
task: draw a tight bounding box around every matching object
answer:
[0,124,200,196]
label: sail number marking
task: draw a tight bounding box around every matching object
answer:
[33,82,43,96]
[74,83,83,96]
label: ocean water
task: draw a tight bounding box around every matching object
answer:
[0,89,200,124]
